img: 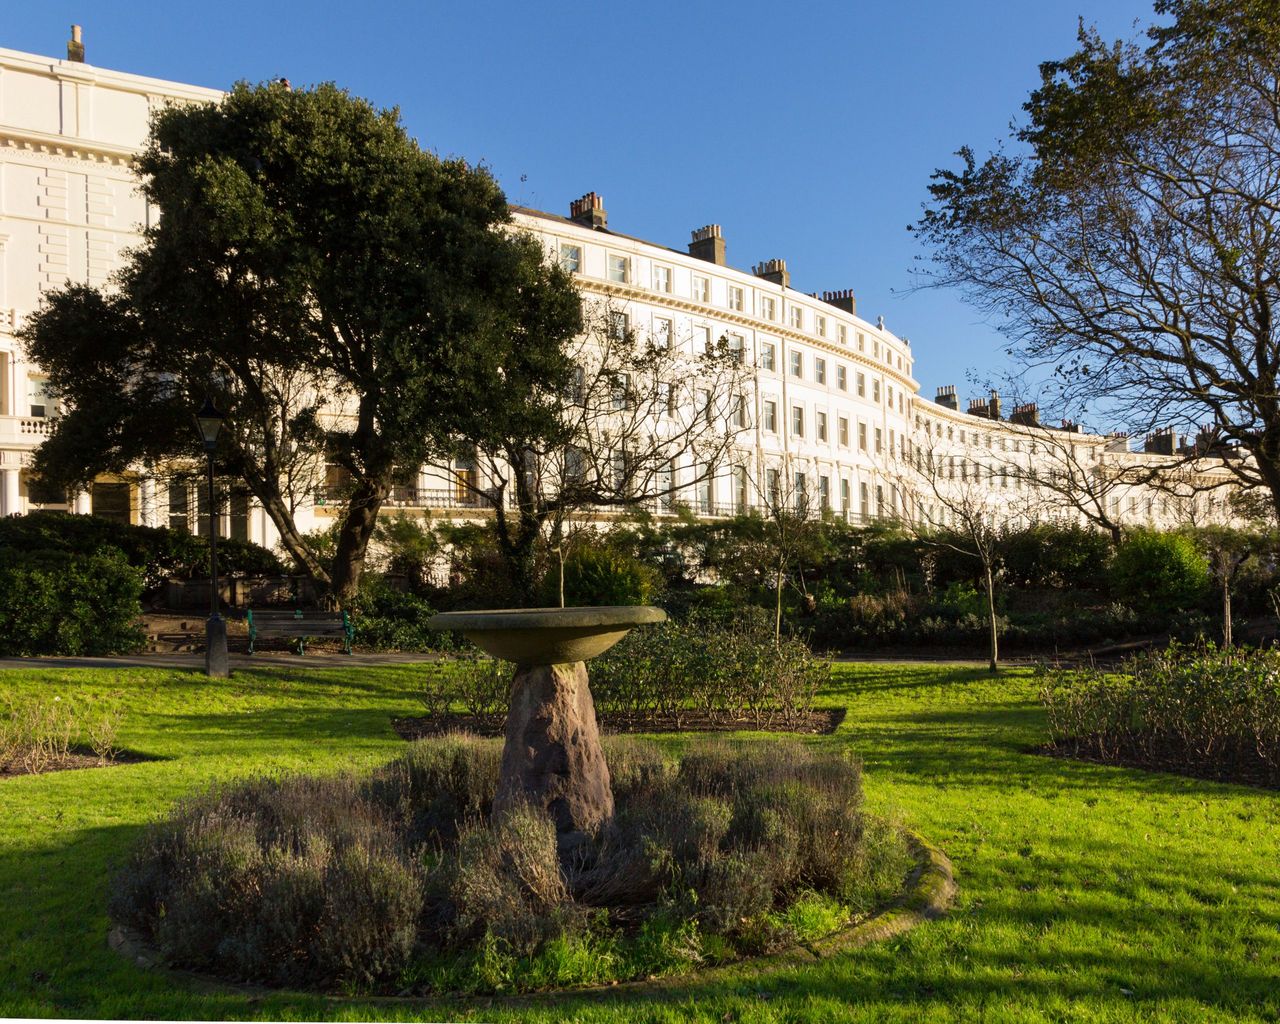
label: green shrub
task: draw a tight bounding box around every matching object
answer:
[843,591,917,644]
[371,512,441,588]
[589,614,825,727]
[1001,523,1113,589]
[352,577,459,652]
[0,510,284,590]
[1110,530,1209,616]
[1040,642,1280,785]
[0,548,145,656]
[208,536,288,579]
[557,546,659,607]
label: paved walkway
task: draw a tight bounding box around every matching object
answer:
[0,650,443,672]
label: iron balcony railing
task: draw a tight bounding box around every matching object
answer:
[318,484,887,526]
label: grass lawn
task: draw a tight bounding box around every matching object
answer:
[2,661,1278,1022]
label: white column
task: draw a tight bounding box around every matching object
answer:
[74,490,91,515]
[138,478,157,527]
[2,468,19,516]
[244,502,260,545]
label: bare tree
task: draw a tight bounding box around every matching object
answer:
[436,298,754,600]
[751,462,830,643]
[894,435,1014,673]
[915,4,1280,519]
[1196,525,1272,648]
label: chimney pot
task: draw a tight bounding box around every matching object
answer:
[689,224,726,265]
[67,24,85,63]
[752,258,789,288]
[821,288,857,315]
[934,385,959,410]
[568,192,607,229]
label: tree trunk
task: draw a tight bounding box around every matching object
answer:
[330,478,388,607]
[775,562,785,645]
[1223,582,1233,649]
[558,547,566,608]
[985,564,999,674]
[240,469,333,590]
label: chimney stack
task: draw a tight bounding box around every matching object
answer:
[987,389,1002,421]
[935,385,959,411]
[1144,427,1178,455]
[1010,402,1039,427]
[689,224,726,266]
[569,192,607,230]
[752,258,789,288]
[967,397,990,419]
[66,24,85,63]
[821,289,857,315]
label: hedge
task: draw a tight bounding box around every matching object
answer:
[0,548,146,656]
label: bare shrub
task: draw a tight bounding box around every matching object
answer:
[453,656,511,726]
[0,695,76,773]
[110,773,424,990]
[368,732,501,846]
[441,802,576,954]
[599,736,672,800]
[87,706,124,764]
[112,733,912,995]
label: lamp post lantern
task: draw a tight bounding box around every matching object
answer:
[195,398,229,678]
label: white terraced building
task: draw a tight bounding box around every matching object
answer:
[0,34,1242,546]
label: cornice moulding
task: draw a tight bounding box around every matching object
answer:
[0,127,137,166]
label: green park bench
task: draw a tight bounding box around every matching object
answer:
[246,608,353,655]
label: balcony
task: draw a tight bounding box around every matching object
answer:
[317,485,507,510]
[0,415,53,448]
[315,484,882,526]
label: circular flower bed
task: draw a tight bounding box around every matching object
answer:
[110,736,915,995]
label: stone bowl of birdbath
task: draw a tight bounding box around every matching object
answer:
[428,606,666,855]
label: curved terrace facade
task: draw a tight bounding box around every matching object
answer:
[0,36,1243,546]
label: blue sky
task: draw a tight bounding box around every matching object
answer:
[7,1,1161,404]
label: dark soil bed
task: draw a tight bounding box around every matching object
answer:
[393,706,846,741]
[1,747,153,778]
[1034,739,1280,791]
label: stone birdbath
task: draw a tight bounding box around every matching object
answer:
[427,605,666,849]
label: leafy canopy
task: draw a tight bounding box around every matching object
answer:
[24,81,582,600]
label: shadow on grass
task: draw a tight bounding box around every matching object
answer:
[4,819,1273,1023]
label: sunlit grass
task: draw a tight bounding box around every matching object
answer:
[1,661,1277,1021]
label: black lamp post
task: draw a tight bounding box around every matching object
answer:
[195,398,230,678]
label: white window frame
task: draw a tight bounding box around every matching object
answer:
[559,242,581,273]
[607,253,630,284]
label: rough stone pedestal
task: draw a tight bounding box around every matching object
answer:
[494,661,613,842]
